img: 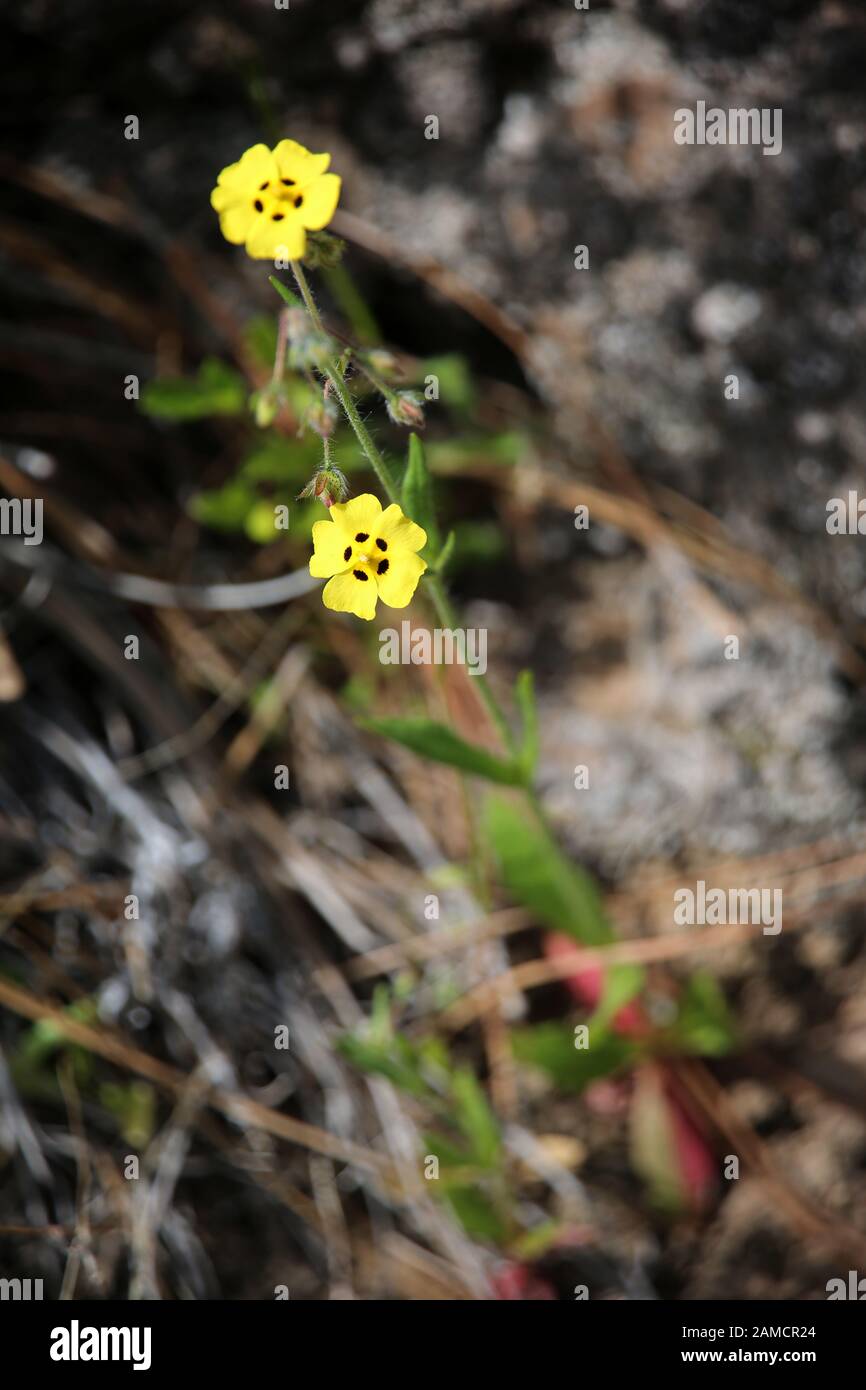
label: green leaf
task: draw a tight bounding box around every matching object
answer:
[421,354,475,412]
[335,1033,427,1098]
[588,962,645,1033]
[443,1187,507,1242]
[426,432,526,474]
[244,315,279,369]
[362,718,526,786]
[629,1064,684,1212]
[514,670,539,780]
[268,275,302,309]
[450,1068,501,1167]
[422,1132,474,1170]
[401,433,440,551]
[188,478,257,533]
[665,972,736,1057]
[241,435,319,484]
[512,1022,637,1092]
[140,358,247,421]
[484,796,611,944]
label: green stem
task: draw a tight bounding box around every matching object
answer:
[290,260,399,505]
[289,261,515,756]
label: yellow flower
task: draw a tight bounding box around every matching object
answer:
[210,140,341,261]
[310,494,427,621]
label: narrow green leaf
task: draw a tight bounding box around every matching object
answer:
[512,1022,636,1092]
[588,962,645,1033]
[450,1068,501,1167]
[514,669,538,779]
[443,1187,507,1242]
[629,1064,684,1212]
[401,433,440,550]
[665,971,736,1057]
[268,275,302,309]
[484,796,611,943]
[335,1033,427,1098]
[362,718,526,786]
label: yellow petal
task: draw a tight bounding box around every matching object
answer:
[245,213,306,261]
[298,173,342,231]
[213,143,278,196]
[323,570,378,620]
[329,494,383,540]
[377,503,427,554]
[310,518,351,578]
[274,139,331,183]
[217,206,255,246]
[376,551,427,609]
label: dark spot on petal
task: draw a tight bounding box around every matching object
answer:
[281,178,295,186]
[375,537,388,551]
[259,181,270,190]
[353,569,368,581]
[254,200,264,213]
[343,546,352,562]
[272,213,284,221]
[294,196,304,208]
[355,532,369,543]
[377,559,389,575]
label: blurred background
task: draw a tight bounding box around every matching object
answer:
[2,0,866,1301]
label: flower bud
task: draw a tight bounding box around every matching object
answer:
[252,385,281,428]
[304,399,339,439]
[302,230,347,269]
[297,466,349,509]
[386,390,425,429]
[365,349,401,379]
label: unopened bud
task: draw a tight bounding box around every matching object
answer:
[302,231,347,270]
[365,349,401,379]
[304,399,339,439]
[386,390,425,429]
[252,385,281,428]
[297,466,350,509]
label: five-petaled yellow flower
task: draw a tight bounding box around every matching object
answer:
[310,495,427,621]
[210,140,341,261]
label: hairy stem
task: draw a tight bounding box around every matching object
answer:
[289,260,515,754]
[290,260,399,504]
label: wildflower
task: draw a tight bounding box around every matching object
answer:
[210,140,341,262]
[310,494,427,620]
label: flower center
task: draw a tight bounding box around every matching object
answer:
[343,532,390,580]
[252,177,306,222]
